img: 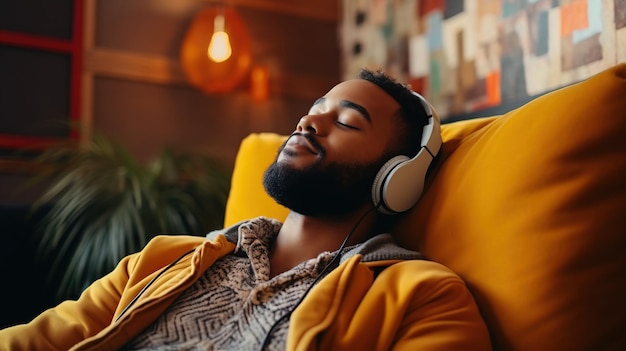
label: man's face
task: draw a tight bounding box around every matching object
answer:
[263,79,401,217]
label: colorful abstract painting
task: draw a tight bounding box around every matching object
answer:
[341,0,626,120]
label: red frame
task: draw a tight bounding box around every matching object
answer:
[0,0,83,149]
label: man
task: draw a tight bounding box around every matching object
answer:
[0,69,491,350]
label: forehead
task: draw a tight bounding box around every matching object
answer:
[323,79,400,122]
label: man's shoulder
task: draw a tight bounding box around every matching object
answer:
[348,233,425,263]
[380,259,467,286]
[136,234,208,261]
[129,233,235,272]
[146,234,208,247]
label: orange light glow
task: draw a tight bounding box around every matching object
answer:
[251,66,270,101]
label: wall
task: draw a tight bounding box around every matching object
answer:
[0,0,341,203]
[87,0,341,166]
[340,0,626,121]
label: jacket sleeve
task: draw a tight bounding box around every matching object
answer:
[388,260,492,351]
[0,233,211,351]
[0,252,138,351]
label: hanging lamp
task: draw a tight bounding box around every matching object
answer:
[180,5,252,94]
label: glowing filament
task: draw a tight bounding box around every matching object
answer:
[207,14,232,63]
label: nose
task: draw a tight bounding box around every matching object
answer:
[296,114,316,134]
[296,113,328,135]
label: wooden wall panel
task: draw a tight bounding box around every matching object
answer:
[83,0,341,168]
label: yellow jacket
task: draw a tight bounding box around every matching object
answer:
[0,231,491,350]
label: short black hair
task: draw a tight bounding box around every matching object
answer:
[358,68,429,158]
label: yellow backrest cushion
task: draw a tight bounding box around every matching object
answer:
[395,63,626,350]
[224,64,626,350]
[224,133,288,226]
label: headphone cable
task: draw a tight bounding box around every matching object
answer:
[257,203,381,350]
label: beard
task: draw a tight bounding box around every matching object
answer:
[263,142,387,217]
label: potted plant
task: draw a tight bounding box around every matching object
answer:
[30,134,230,301]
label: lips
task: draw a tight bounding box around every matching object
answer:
[285,133,319,155]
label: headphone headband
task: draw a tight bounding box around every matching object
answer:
[413,91,440,152]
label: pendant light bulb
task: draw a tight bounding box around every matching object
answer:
[207,13,232,63]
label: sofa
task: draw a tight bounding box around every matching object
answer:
[223,63,626,350]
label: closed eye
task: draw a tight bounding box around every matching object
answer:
[336,121,359,130]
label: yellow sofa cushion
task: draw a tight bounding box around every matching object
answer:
[395,63,626,350]
[224,132,288,226]
[224,63,626,350]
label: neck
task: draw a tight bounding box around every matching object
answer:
[269,204,379,277]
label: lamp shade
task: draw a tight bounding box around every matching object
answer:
[180,7,252,94]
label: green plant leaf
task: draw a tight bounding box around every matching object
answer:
[29,132,231,301]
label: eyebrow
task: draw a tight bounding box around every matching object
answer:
[312,97,371,122]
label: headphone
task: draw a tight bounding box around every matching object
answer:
[371,91,442,215]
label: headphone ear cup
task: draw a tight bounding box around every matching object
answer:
[372,155,410,214]
[371,90,443,215]
[381,147,436,214]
